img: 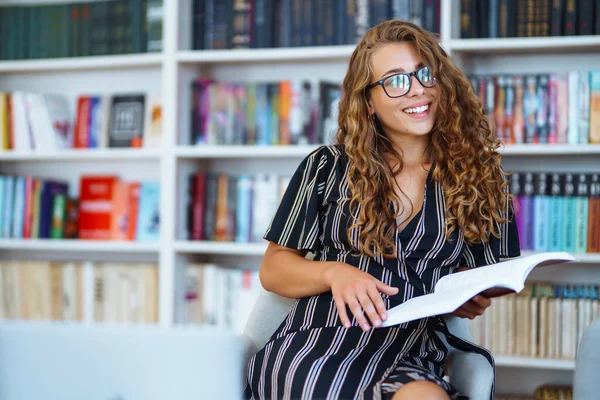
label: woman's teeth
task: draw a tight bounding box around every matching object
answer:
[403,104,429,114]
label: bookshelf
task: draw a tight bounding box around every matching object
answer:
[0,239,160,253]
[1,0,599,396]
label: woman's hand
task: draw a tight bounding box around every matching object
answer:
[451,294,492,319]
[324,262,399,332]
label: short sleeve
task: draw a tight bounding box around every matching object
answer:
[460,184,521,268]
[263,145,336,253]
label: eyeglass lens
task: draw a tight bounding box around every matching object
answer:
[383,66,434,97]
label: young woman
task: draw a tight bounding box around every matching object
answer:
[245,20,520,400]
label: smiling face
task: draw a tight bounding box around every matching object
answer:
[367,42,439,140]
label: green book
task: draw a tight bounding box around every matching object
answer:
[50,193,66,239]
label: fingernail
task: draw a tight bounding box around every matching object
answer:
[362,324,370,331]
[381,313,387,320]
[374,320,381,328]
[344,322,350,328]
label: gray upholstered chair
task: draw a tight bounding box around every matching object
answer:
[574,319,600,400]
[241,287,494,399]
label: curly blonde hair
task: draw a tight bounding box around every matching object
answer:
[336,20,512,259]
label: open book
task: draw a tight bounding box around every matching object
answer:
[381,252,576,328]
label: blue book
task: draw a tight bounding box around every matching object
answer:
[0,176,5,238]
[88,96,102,148]
[135,181,160,241]
[562,174,577,253]
[11,176,26,239]
[548,173,564,251]
[2,176,14,238]
[533,173,550,252]
[236,175,252,243]
[520,172,536,250]
[574,174,589,253]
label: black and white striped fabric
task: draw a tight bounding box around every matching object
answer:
[245,144,520,400]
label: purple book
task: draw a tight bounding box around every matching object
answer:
[519,172,536,251]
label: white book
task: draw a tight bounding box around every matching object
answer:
[381,252,575,328]
[567,71,579,145]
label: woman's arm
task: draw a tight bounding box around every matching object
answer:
[259,242,336,298]
[260,242,398,331]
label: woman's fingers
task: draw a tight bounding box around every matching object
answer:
[346,294,371,332]
[460,300,486,316]
[375,280,399,296]
[366,283,388,323]
[454,307,477,319]
[471,295,492,309]
[357,289,381,328]
[333,294,351,328]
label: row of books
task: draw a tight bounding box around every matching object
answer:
[469,71,600,145]
[0,0,163,61]
[184,263,260,334]
[497,385,572,400]
[0,174,160,242]
[187,171,288,242]
[191,79,340,146]
[461,0,600,38]
[469,282,599,360]
[94,262,158,323]
[0,92,162,152]
[192,0,440,50]
[510,172,600,253]
[0,260,158,325]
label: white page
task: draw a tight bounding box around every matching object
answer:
[381,282,491,327]
[381,252,576,328]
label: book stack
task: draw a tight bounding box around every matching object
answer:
[191,78,340,146]
[0,260,158,324]
[0,92,162,152]
[510,172,600,253]
[187,171,289,243]
[191,0,440,50]
[184,263,261,334]
[0,0,163,60]
[468,71,600,144]
[0,174,160,242]
[460,0,600,38]
[469,282,600,360]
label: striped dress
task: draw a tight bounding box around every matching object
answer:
[245,144,520,400]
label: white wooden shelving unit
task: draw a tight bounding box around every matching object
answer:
[0,0,599,396]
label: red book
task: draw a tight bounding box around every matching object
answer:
[191,172,206,240]
[78,176,127,240]
[74,96,91,148]
[126,182,141,240]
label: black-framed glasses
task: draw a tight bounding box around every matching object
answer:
[366,65,436,98]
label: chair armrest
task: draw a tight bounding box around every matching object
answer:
[574,319,600,400]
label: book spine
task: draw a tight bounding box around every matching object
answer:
[574,173,589,254]
[589,71,600,144]
[587,174,600,253]
[567,71,579,144]
[579,71,591,144]
[550,0,564,35]
[534,172,550,251]
[562,173,576,252]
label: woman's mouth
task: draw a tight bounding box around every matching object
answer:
[402,103,431,118]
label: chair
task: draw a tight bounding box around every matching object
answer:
[241,287,494,399]
[573,319,600,400]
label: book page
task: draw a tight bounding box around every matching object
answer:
[381,282,492,327]
[434,252,575,295]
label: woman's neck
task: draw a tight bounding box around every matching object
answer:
[386,133,432,168]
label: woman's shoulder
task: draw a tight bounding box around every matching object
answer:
[307,143,347,162]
